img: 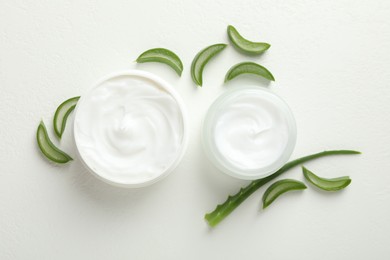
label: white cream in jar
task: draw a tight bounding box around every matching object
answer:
[202,87,296,180]
[74,71,188,187]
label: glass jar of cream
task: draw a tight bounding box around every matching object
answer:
[73,70,188,187]
[202,87,296,180]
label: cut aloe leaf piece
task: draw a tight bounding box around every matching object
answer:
[37,121,73,163]
[136,48,183,76]
[227,25,270,55]
[191,43,227,86]
[262,179,307,209]
[225,62,275,83]
[302,166,351,191]
[53,96,80,139]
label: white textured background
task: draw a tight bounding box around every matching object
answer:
[1,0,390,259]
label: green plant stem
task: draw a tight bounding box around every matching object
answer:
[205,150,360,227]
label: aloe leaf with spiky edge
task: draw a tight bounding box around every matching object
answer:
[205,150,361,227]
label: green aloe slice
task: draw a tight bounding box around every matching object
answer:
[302,166,351,191]
[227,25,270,55]
[262,179,307,209]
[191,43,227,86]
[53,96,80,139]
[225,62,275,83]
[136,48,183,76]
[37,121,72,163]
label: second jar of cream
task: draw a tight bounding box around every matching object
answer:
[202,87,296,180]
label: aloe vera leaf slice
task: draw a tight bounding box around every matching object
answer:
[302,166,351,191]
[136,48,183,76]
[53,96,80,139]
[37,121,73,163]
[225,61,275,83]
[227,25,270,55]
[262,179,307,209]
[191,43,227,86]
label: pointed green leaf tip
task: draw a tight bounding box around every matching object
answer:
[136,48,183,76]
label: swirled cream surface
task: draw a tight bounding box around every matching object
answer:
[74,72,186,186]
[203,87,296,180]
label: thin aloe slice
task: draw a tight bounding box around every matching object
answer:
[227,25,270,55]
[262,179,307,209]
[37,121,72,163]
[225,62,275,83]
[136,48,183,76]
[205,150,360,227]
[191,43,227,86]
[302,166,351,191]
[53,96,80,139]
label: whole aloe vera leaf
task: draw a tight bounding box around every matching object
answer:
[204,150,360,227]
